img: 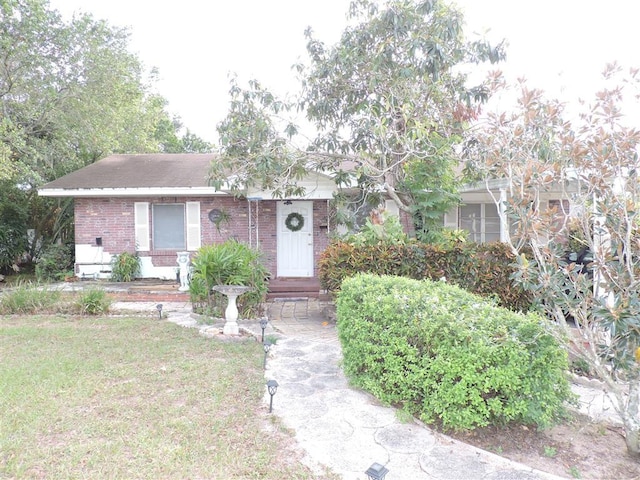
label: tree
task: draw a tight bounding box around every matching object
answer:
[0,0,211,263]
[0,181,29,271]
[213,0,504,236]
[466,65,640,456]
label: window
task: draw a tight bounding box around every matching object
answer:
[153,204,185,249]
[459,203,500,243]
[134,202,200,251]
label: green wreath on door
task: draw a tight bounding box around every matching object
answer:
[285,212,304,232]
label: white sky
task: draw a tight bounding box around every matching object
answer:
[49,0,640,144]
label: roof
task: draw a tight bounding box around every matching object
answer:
[40,154,215,193]
[38,153,341,199]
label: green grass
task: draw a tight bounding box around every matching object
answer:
[0,315,317,479]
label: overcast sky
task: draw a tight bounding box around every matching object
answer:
[49,0,640,144]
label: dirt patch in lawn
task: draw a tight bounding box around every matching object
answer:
[449,414,640,479]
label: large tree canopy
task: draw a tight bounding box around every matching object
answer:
[0,0,211,268]
[213,0,504,235]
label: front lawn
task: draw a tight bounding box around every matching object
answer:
[0,315,314,479]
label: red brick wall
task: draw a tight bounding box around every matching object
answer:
[312,200,330,276]
[74,197,330,277]
[75,198,137,252]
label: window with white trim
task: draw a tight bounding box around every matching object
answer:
[134,201,201,251]
[153,204,185,249]
[459,203,500,243]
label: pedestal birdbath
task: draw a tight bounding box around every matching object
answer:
[212,285,252,335]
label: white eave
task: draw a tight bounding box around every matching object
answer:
[245,187,335,200]
[244,170,345,200]
[38,187,229,198]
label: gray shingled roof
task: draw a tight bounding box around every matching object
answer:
[40,154,216,190]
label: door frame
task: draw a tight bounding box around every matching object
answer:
[276,201,314,277]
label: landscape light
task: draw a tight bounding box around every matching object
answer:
[266,379,278,413]
[263,342,272,369]
[365,462,389,480]
[260,318,268,342]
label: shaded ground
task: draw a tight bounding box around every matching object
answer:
[450,414,640,479]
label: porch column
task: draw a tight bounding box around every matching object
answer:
[499,188,509,243]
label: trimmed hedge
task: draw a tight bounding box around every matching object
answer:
[336,274,573,431]
[319,240,532,311]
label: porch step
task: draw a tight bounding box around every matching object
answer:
[267,277,322,299]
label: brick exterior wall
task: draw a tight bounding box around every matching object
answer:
[74,196,330,278]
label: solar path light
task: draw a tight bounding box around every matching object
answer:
[365,462,389,480]
[266,379,278,413]
[263,342,272,369]
[259,318,268,342]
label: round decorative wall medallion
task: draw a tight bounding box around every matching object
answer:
[208,209,222,223]
[285,212,304,232]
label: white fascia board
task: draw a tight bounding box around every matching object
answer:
[459,178,511,193]
[246,187,336,200]
[38,187,230,197]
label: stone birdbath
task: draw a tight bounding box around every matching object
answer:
[212,285,252,335]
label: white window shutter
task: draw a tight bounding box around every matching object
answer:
[134,202,150,251]
[186,202,201,251]
[443,207,458,229]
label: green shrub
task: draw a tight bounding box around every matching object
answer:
[336,274,573,431]
[189,240,268,318]
[35,243,74,282]
[0,282,62,314]
[110,252,140,282]
[319,240,531,311]
[75,287,111,315]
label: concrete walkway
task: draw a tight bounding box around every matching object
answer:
[109,298,574,480]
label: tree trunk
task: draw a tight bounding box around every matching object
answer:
[624,380,640,456]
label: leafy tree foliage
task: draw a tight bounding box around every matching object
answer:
[0,0,211,266]
[0,182,28,271]
[214,0,504,236]
[466,65,640,456]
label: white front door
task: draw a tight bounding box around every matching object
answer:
[277,201,314,277]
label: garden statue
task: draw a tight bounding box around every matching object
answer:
[176,251,190,291]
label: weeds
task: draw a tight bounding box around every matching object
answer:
[569,466,582,478]
[75,288,111,315]
[0,283,111,316]
[0,282,62,314]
